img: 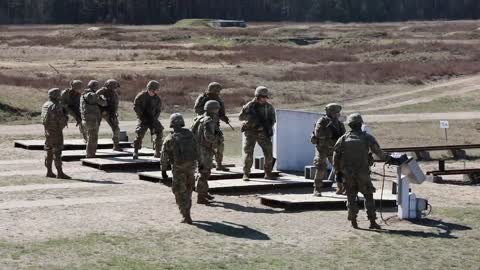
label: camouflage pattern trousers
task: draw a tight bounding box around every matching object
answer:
[343,170,377,221]
[83,119,100,158]
[213,132,224,166]
[44,128,64,170]
[313,151,332,192]
[196,145,214,199]
[68,112,88,142]
[100,111,120,147]
[133,119,163,157]
[242,130,273,174]
[171,162,196,219]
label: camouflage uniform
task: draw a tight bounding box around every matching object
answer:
[311,103,346,196]
[80,80,107,158]
[133,81,164,158]
[61,80,87,141]
[96,79,121,151]
[333,113,389,229]
[41,88,70,179]
[192,100,221,204]
[161,113,198,224]
[239,86,276,181]
[194,82,230,171]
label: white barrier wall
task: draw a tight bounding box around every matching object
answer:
[274,109,323,172]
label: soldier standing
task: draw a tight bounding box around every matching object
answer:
[239,86,276,181]
[41,88,70,179]
[192,100,221,204]
[97,79,122,151]
[161,113,198,224]
[80,80,107,158]
[133,80,164,159]
[61,80,87,142]
[333,113,399,229]
[194,82,230,171]
[311,103,346,197]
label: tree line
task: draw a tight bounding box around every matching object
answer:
[1,0,480,24]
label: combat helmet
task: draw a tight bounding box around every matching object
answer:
[48,88,61,100]
[255,86,269,98]
[207,82,222,94]
[204,100,221,113]
[147,80,160,91]
[325,103,342,114]
[104,79,120,89]
[87,80,99,91]
[169,113,185,128]
[347,113,364,127]
[71,80,83,90]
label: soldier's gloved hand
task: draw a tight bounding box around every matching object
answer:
[161,170,168,180]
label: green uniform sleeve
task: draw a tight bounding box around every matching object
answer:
[332,136,344,172]
[368,135,388,161]
[133,92,144,119]
[161,136,174,169]
[203,119,218,144]
[194,94,206,116]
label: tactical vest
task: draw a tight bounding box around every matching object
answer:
[81,91,101,122]
[172,129,197,162]
[42,101,67,130]
[341,131,371,170]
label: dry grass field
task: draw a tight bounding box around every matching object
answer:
[1,20,480,270]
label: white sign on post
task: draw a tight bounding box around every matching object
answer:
[440,120,449,129]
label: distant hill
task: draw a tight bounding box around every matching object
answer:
[1,0,480,24]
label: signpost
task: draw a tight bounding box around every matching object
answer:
[440,120,449,144]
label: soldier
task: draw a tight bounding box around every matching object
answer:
[239,86,276,181]
[41,88,70,179]
[310,103,346,197]
[161,113,198,224]
[61,80,87,142]
[192,100,221,204]
[97,79,122,151]
[194,82,230,171]
[333,113,400,229]
[80,80,107,158]
[133,80,164,159]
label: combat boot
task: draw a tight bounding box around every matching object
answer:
[336,183,346,195]
[46,171,56,178]
[132,148,139,160]
[216,164,230,172]
[206,193,215,200]
[197,196,209,205]
[45,158,56,178]
[264,171,277,180]
[351,219,359,229]
[313,190,322,197]
[56,170,71,180]
[369,219,381,230]
[113,143,123,152]
[181,213,193,224]
[242,173,250,181]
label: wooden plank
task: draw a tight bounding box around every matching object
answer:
[260,192,397,210]
[62,148,154,162]
[82,156,160,171]
[427,168,480,176]
[383,144,480,153]
[14,139,132,151]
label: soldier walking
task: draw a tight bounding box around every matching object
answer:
[61,80,87,142]
[239,86,276,181]
[96,79,122,151]
[192,100,221,204]
[333,113,400,229]
[133,80,164,159]
[311,103,346,196]
[161,113,198,224]
[41,88,70,179]
[80,80,107,158]
[194,82,230,171]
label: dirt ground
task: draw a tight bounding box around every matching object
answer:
[1,21,480,270]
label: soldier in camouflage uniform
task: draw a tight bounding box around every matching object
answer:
[133,80,164,159]
[239,86,276,181]
[333,113,398,230]
[192,100,221,204]
[194,82,230,171]
[310,103,346,197]
[61,80,87,142]
[96,79,122,151]
[41,88,70,179]
[161,113,198,224]
[80,80,107,158]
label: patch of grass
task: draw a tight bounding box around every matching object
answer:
[370,95,480,114]
[174,19,212,28]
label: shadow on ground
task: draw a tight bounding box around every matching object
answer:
[193,221,270,240]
